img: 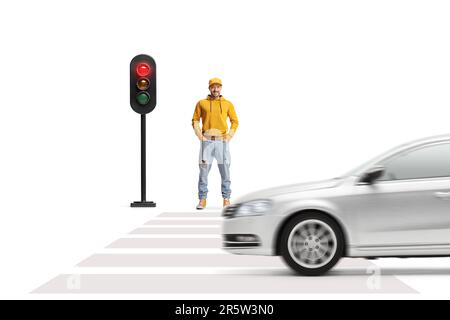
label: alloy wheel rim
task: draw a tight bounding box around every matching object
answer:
[287,219,337,269]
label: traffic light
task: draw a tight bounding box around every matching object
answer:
[129,54,157,208]
[130,54,156,114]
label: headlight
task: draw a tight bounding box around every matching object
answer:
[236,200,272,217]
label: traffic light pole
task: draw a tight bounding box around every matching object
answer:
[140,114,147,202]
[131,114,156,207]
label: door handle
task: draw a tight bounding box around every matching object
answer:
[434,191,450,199]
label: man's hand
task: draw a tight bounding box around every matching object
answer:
[224,133,233,142]
[225,129,236,142]
[193,121,206,141]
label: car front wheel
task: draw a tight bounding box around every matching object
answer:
[280,213,344,276]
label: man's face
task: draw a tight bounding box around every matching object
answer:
[209,84,222,98]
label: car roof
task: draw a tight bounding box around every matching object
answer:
[374,133,450,161]
[399,133,450,149]
[346,133,450,176]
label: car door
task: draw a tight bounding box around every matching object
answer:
[349,141,450,252]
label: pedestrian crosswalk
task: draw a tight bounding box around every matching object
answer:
[33,210,416,294]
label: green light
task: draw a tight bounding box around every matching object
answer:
[136,92,150,105]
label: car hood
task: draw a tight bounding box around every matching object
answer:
[235,178,343,204]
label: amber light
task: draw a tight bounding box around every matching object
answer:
[137,78,150,90]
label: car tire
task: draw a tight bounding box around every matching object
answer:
[279,212,344,276]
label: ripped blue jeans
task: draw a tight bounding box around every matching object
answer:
[198,140,231,199]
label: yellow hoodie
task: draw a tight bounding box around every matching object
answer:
[192,95,239,136]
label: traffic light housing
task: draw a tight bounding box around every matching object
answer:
[130,54,156,114]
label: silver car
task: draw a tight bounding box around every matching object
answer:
[222,134,450,275]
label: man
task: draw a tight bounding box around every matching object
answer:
[192,78,239,209]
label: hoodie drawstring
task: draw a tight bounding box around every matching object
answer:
[202,96,223,164]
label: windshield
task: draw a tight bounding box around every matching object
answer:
[342,145,400,177]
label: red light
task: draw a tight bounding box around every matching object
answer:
[136,63,151,77]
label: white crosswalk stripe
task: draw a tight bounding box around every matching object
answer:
[135,225,220,228]
[120,234,221,238]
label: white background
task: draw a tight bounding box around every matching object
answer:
[1,0,450,298]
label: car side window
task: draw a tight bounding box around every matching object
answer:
[378,142,450,181]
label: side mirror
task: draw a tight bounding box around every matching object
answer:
[359,166,385,185]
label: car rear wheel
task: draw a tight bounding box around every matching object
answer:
[280,213,344,276]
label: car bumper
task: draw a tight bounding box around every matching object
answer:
[221,214,281,256]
